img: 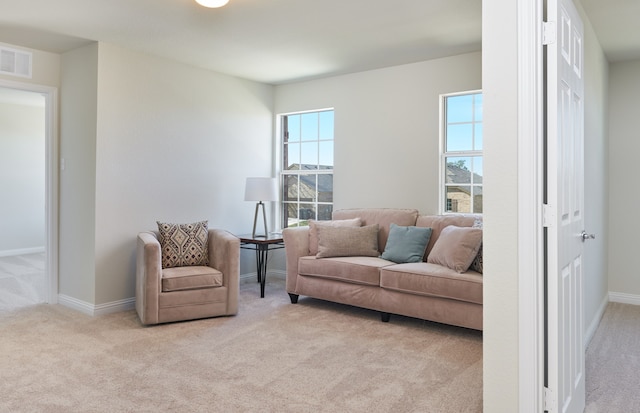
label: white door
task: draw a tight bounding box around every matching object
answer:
[545,0,586,412]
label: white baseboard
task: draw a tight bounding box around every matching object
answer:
[57,271,289,317]
[58,294,135,316]
[584,294,608,350]
[0,246,45,257]
[609,291,640,306]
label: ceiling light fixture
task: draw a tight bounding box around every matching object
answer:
[195,0,229,8]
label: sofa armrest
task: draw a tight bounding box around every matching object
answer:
[208,229,240,315]
[136,231,162,325]
[283,226,310,293]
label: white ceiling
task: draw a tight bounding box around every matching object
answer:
[0,0,637,86]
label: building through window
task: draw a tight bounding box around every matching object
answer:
[441,91,483,214]
[280,109,334,228]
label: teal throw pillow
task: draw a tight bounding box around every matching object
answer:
[380,224,432,263]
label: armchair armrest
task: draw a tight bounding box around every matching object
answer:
[208,229,240,315]
[283,226,310,293]
[136,231,162,325]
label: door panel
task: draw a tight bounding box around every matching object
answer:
[545,0,585,412]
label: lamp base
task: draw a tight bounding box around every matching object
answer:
[252,201,268,238]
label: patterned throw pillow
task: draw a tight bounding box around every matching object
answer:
[470,244,483,274]
[157,221,209,269]
[470,217,483,274]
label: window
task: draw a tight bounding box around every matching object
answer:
[441,91,483,214]
[280,109,334,228]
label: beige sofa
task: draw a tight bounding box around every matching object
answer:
[283,208,483,330]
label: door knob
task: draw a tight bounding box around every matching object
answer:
[581,231,595,242]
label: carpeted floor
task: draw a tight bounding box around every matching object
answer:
[0,252,46,311]
[0,274,483,413]
[585,302,640,413]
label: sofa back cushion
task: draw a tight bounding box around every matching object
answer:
[332,208,419,252]
[416,215,479,258]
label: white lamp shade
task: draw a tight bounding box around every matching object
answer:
[195,0,229,8]
[244,177,278,202]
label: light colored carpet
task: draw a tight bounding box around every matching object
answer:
[586,302,640,412]
[0,274,482,412]
[0,252,46,311]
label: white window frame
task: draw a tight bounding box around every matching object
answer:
[439,90,483,215]
[277,108,334,229]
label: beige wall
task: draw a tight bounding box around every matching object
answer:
[0,42,60,87]
[482,0,519,410]
[608,58,640,297]
[91,43,274,305]
[580,2,610,337]
[58,42,274,306]
[275,52,482,215]
[59,43,98,303]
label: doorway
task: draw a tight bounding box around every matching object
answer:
[0,81,58,310]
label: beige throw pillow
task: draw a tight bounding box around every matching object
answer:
[427,225,482,273]
[157,220,209,269]
[316,224,379,258]
[308,218,362,255]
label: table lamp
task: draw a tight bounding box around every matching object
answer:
[244,177,278,238]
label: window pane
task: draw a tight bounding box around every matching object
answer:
[446,157,472,184]
[298,203,316,223]
[472,157,483,183]
[300,142,318,168]
[446,124,473,151]
[301,112,318,142]
[319,111,334,140]
[447,95,473,123]
[318,204,333,221]
[473,186,483,213]
[445,186,471,213]
[474,124,483,150]
[283,175,299,202]
[285,142,300,170]
[287,114,300,142]
[298,174,317,203]
[318,174,333,202]
[474,94,483,121]
[319,141,333,167]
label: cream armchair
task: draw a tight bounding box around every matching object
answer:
[136,228,240,325]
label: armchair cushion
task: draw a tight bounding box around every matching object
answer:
[162,266,223,292]
[157,220,209,268]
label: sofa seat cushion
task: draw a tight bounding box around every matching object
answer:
[298,256,393,286]
[379,263,482,304]
[161,266,223,292]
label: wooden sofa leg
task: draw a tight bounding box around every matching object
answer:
[381,312,391,322]
[288,293,299,304]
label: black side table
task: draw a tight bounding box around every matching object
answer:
[238,234,284,298]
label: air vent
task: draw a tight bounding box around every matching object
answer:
[0,46,32,78]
